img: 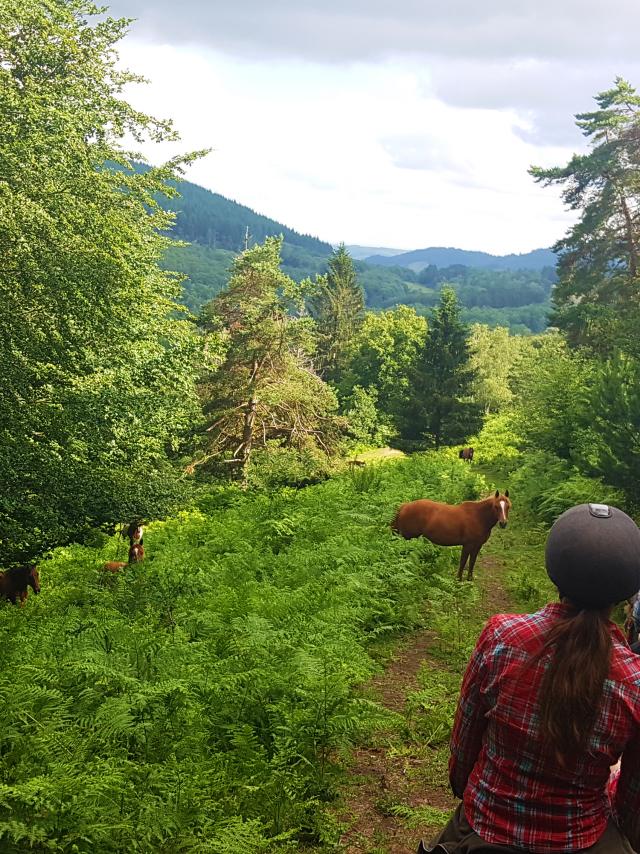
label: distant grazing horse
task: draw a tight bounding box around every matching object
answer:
[459,447,474,462]
[392,490,511,581]
[123,521,144,546]
[102,543,144,574]
[0,564,41,605]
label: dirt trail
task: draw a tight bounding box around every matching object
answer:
[336,524,518,853]
[336,624,457,854]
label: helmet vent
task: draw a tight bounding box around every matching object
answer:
[589,503,612,518]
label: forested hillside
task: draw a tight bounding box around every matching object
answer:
[160,173,333,255]
[159,189,555,332]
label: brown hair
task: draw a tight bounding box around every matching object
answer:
[536,604,612,762]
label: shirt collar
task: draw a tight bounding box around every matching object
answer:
[537,601,628,645]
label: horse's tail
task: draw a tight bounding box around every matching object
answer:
[390,504,404,534]
[458,449,464,459]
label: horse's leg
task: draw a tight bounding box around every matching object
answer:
[458,546,470,582]
[468,547,481,581]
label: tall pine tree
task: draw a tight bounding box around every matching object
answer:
[401,287,482,449]
[308,244,364,382]
[197,237,339,484]
[530,78,640,353]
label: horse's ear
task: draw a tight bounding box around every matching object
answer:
[505,489,510,498]
[494,490,499,498]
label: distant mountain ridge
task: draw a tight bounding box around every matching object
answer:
[126,162,331,256]
[345,245,408,259]
[133,162,556,274]
[364,246,556,272]
[132,164,556,333]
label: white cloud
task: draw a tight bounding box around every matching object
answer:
[108,0,640,147]
[118,41,579,253]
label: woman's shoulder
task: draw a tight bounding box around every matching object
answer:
[480,604,564,648]
[485,603,562,632]
[611,637,640,687]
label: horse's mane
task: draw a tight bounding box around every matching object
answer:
[6,565,32,580]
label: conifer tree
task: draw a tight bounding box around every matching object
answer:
[531,78,640,352]
[198,237,339,484]
[587,353,640,504]
[308,244,365,382]
[402,287,482,449]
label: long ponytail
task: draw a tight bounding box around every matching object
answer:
[537,604,612,761]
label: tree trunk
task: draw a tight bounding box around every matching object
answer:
[238,395,257,488]
[239,359,259,487]
[620,193,638,278]
[433,413,442,451]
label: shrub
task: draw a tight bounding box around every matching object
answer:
[510,451,624,525]
[247,443,336,489]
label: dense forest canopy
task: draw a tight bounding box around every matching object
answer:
[162,173,334,255]
[131,163,556,333]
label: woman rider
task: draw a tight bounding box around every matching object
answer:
[421,503,640,853]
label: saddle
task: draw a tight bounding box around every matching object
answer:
[418,843,450,854]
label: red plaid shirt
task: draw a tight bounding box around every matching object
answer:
[450,603,640,852]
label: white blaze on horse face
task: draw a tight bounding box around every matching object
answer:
[499,500,507,522]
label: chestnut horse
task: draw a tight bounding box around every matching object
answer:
[392,490,511,581]
[102,543,144,574]
[0,564,41,605]
[122,521,144,546]
[459,447,474,462]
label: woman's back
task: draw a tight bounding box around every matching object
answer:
[450,603,640,853]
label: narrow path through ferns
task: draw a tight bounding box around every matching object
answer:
[329,463,522,854]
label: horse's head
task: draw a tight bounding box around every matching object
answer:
[128,544,144,564]
[27,565,40,594]
[493,490,511,528]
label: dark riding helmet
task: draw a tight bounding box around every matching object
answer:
[545,503,640,608]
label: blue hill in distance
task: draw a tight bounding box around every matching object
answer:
[363,246,556,272]
[345,244,408,259]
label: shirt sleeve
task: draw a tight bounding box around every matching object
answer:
[449,619,494,799]
[613,728,640,848]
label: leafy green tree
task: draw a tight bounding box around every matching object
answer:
[510,333,595,462]
[0,0,203,564]
[468,324,523,413]
[308,243,365,381]
[340,305,427,431]
[530,78,640,351]
[342,386,393,447]
[198,237,340,483]
[401,287,483,449]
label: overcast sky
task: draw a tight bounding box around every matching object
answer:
[109,0,640,253]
